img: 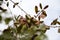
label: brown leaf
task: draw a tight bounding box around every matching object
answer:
[5,0,8,1]
[15,3,19,5]
[42,10,47,16]
[58,29,60,33]
[2,9,7,12]
[38,16,40,20]
[44,5,49,9]
[40,21,44,23]
[35,6,38,14]
[45,26,50,30]
[13,5,15,8]
[35,21,40,25]
[57,21,60,25]
[0,7,7,12]
[51,18,58,25]
[13,3,19,8]
[0,7,3,10]
[39,3,42,9]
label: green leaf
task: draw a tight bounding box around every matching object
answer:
[39,3,42,9]
[25,15,30,20]
[16,15,21,20]
[4,18,12,24]
[1,27,17,40]
[0,15,2,22]
[7,2,9,7]
[21,24,28,32]
[17,24,23,33]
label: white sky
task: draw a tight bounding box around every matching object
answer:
[0,0,60,40]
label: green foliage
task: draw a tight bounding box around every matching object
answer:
[4,18,12,24]
[0,27,16,40]
[17,24,23,33]
[0,2,49,40]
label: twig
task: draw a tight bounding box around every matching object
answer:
[10,0,30,16]
[48,25,60,28]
